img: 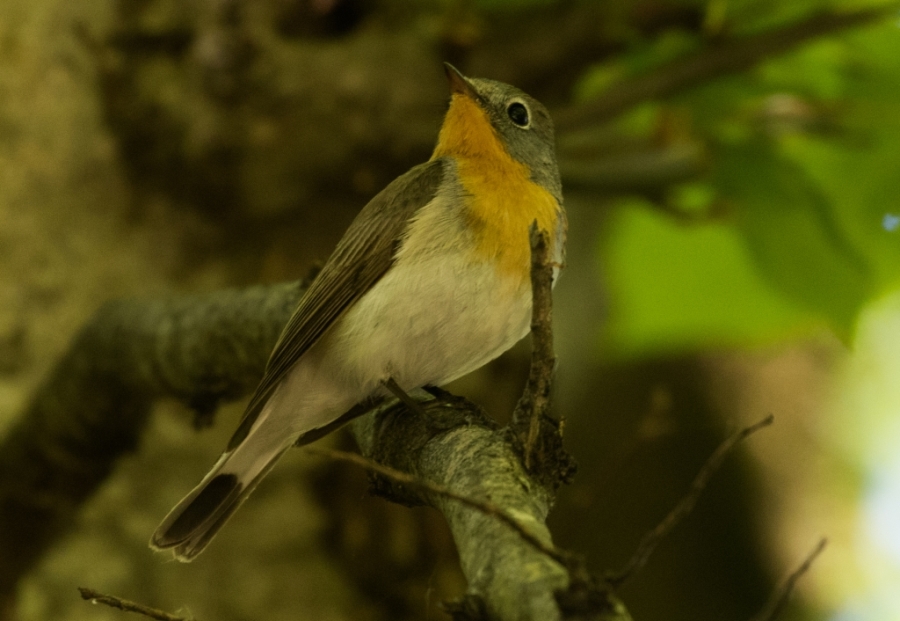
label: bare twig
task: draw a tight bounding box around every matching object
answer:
[306,445,575,569]
[506,223,575,491]
[750,538,828,621]
[512,223,557,472]
[606,414,775,587]
[554,5,899,130]
[78,588,191,621]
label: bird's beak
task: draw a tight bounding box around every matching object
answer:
[444,63,478,100]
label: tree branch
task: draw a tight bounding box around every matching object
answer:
[513,225,556,469]
[750,538,828,621]
[78,588,192,621]
[0,282,304,608]
[606,414,775,588]
[554,5,899,131]
[350,394,580,621]
[306,445,573,568]
[508,224,575,489]
[0,275,619,621]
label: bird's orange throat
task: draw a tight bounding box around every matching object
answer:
[431,93,561,285]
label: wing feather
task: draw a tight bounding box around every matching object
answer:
[227,159,446,450]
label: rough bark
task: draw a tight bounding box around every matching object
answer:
[353,397,568,621]
[0,282,304,612]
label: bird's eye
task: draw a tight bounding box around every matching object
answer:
[507,101,530,128]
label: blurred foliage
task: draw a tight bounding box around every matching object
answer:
[579,1,900,358]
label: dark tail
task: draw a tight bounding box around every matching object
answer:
[151,400,375,561]
[150,403,290,562]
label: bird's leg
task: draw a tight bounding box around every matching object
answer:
[420,384,463,410]
[382,377,426,416]
[421,385,444,399]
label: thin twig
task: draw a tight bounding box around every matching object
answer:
[306,445,575,568]
[78,588,191,621]
[750,538,828,621]
[554,5,899,130]
[606,414,775,587]
[513,223,557,471]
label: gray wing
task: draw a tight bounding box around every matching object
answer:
[227,159,446,450]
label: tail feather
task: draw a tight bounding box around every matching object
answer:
[150,445,288,561]
[151,396,379,561]
[150,396,293,561]
[153,471,241,549]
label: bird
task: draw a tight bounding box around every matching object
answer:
[151,63,566,561]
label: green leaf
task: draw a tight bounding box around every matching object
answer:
[782,133,900,294]
[714,140,875,336]
[600,199,811,359]
[776,23,900,292]
[587,8,900,357]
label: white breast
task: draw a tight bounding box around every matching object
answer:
[328,249,533,392]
